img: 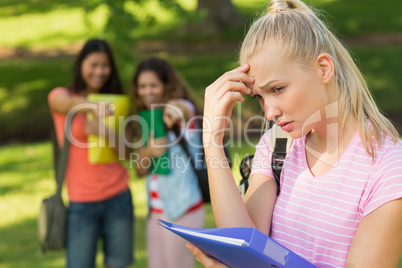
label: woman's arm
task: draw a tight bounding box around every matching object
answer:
[186,65,278,267]
[52,89,131,158]
[202,64,278,232]
[134,133,168,177]
[52,89,112,117]
[52,90,93,115]
[346,198,402,267]
[243,174,277,234]
[205,143,277,232]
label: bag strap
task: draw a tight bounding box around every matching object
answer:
[172,126,197,171]
[269,123,293,195]
[55,113,73,196]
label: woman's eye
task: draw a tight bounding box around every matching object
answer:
[273,87,284,93]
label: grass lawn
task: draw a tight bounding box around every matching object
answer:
[0,140,256,268]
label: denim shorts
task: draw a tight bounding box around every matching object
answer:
[66,189,134,268]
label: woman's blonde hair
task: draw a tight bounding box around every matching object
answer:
[240,0,398,159]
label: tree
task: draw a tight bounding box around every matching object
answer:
[196,0,245,34]
[84,0,189,80]
[83,0,245,79]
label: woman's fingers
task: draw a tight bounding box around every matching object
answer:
[207,91,245,118]
[207,72,253,101]
[146,132,168,157]
[153,137,168,146]
[185,243,229,268]
[204,65,253,116]
[163,105,183,129]
[85,118,105,137]
[93,102,114,118]
[202,64,254,144]
[206,64,254,98]
[211,80,251,102]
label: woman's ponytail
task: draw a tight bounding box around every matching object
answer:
[267,0,310,14]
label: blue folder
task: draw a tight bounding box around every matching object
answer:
[159,220,316,268]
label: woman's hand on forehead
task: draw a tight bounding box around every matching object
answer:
[203,64,255,143]
[208,64,254,96]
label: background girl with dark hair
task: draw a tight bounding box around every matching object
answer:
[131,57,204,268]
[48,38,134,268]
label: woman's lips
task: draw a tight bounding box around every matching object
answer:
[278,121,293,132]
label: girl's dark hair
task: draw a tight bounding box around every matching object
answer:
[70,39,123,94]
[131,57,200,114]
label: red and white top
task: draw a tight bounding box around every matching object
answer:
[251,130,402,267]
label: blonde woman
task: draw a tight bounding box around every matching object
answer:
[186,0,402,267]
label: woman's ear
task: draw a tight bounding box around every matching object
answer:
[315,53,334,85]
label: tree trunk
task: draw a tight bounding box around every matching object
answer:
[196,0,245,34]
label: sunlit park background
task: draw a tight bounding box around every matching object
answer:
[0,0,401,267]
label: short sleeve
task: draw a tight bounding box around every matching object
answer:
[250,130,274,178]
[361,140,402,217]
[48,87,69,113]
[48,87,70,146]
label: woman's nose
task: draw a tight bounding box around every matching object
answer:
[264,101,281,122]
[94,66,105,76]
[144,86,153,95]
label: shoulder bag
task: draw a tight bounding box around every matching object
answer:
[38,113,73,252]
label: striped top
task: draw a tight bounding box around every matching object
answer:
[149,174,164,213]
[251,130,402,267]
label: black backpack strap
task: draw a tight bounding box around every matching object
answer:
[271,138,288,195]
[172,126,196,170]
[238,154,254,196]
[55,113,73,196]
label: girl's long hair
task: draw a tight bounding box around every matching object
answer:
[70,39,123,94]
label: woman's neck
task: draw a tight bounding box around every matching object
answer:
[305,117,358,176]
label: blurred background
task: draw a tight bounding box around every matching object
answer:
[0,0,401,267]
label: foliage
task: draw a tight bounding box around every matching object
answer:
[1,0,402,49]
[0,0,402,143]
[309,0,402,37]
[82,0,192,80]
[1,45,402,144]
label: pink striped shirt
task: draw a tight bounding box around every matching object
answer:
[251,130,402,267]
